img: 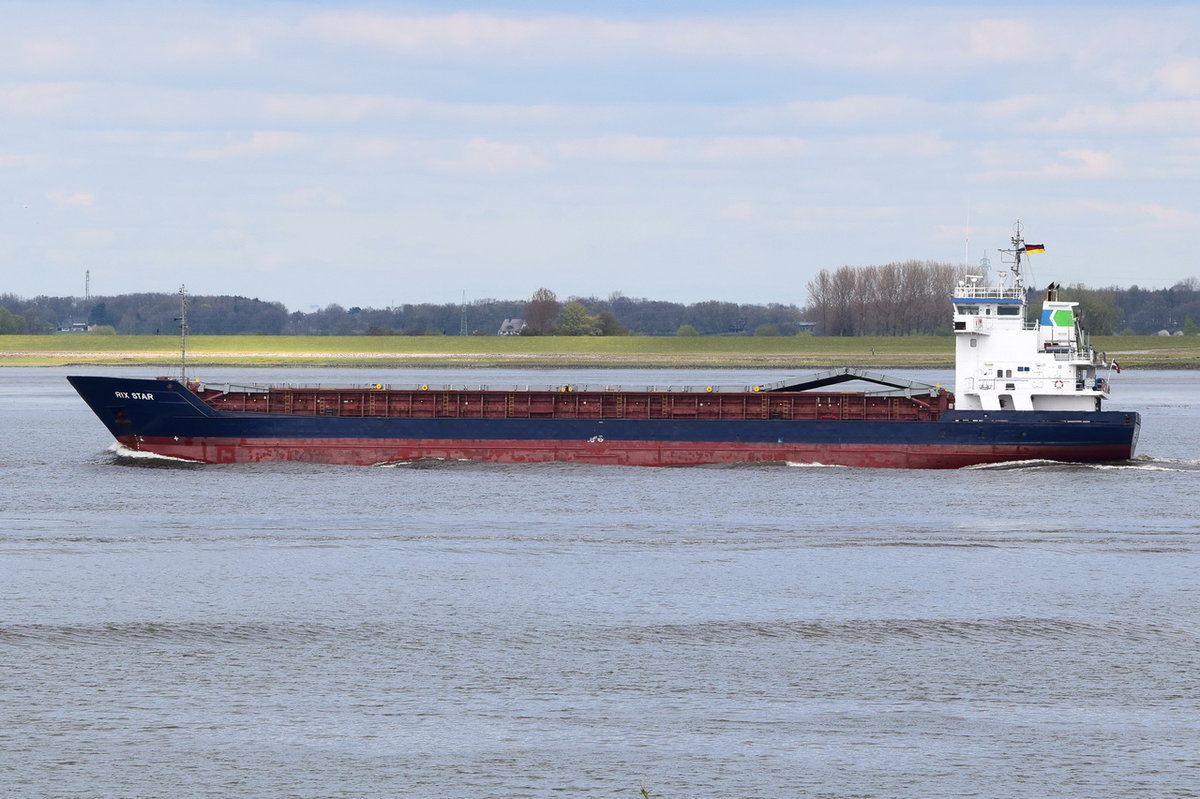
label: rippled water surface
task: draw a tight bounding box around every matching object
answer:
[3,367,1198,798]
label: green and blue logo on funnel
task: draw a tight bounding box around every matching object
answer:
[1040,308,1074,327]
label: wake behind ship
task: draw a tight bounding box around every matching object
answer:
[68,226,1140,469]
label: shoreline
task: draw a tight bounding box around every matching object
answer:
[1,352,957,369]
[3,334,1196,369]
[3,351,1195,370]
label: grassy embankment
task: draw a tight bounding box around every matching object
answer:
[1,334,1197,369]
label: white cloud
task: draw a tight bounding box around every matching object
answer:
[779,96,927,127]
[935,224,972,244]
[1050,148,1118,178]
[260,92,564,127]
[720,202,757,220]
[556,135,813,164]
[432,138,546,173]
[0,153,37,168]
[16,38,83,69]
[1051,199,1200,230]
[168,31,262,62]
[1155,59,1200,98]
[331,138,422,162]
[5,5,1197,84]
[829,133,953,161]
[186,131,308,160]
[966,18,1043,62]
[973,148,1120,181]
[46,191,97,209]
[1038,101,1200,134]
[782,205,904,233]
[263,93,412,121]
[1137,203,1200,228]
[1062,14,1194,80]
[73,228,116,245]
[979,94,1053,121]
[0,82,82,114]
[301,11,570,55]
[278,187,345,209]
[557,135,673,162]
[702,136,809,160]
[292,9,1100,70]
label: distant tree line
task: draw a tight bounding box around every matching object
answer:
[0,293,290,336]
[804,262,1200,336]
[806,261,966,336]
[0,290,809,337]
[516,289,809,337]
[2,273,1198,336]
[1056,279,1200,335]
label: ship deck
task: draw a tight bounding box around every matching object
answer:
[193,368,951,423]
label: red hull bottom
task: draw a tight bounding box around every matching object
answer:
[117,436,1132,469]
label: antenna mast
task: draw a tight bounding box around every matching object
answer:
[964,200,971,270]
[177,285,189,383]
[997,219,1027,293]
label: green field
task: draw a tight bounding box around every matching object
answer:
[1,333,1197,368]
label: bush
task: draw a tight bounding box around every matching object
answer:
[676,324,699,336]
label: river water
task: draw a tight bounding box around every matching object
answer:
[2,366,1198,798]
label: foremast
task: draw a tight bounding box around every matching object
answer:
[952,222,1111,412]
[177,284,189,383]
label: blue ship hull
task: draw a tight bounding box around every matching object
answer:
[68,375,1141,468]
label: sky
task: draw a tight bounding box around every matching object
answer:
[3,1,1199,312]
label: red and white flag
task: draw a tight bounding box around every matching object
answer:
[1110,359,1121,373]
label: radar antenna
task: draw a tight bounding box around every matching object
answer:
[998,219,1029,293]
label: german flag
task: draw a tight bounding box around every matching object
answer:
[1023,243,1046,254]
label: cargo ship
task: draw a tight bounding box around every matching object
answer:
[68,227,1139,468]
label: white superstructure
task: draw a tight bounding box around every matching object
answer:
[952,223,1112,412]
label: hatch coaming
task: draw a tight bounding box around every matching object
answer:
[193,379,951,422]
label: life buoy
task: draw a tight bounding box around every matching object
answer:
[1054,380,1063,389]
[420,384,428,391]
[706,386,713,392]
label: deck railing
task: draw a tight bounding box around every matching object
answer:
[953,285,1024,300]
